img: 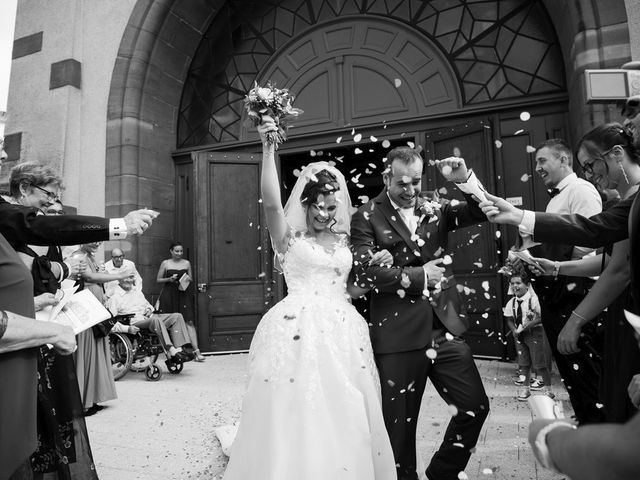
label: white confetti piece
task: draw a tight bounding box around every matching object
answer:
[482,467,494,475]
[382,139,391,148]
[495,230,501,238]
[494,140,502,148]
[310,150,317,156]
[394,78,402,88]
[520,173,530,182]
[354,148,363,154]
[336,136,342,143]
[426,348,438,359]
[458,471,468,479]
[453,147,461,157]
[514,129,524,135]
[445,332,454,341]
[407,141,415,148]
[443,255,453,265]
[526,145,536,153]
[482,280,490,291]
[354,133,362,142]
[573,364,579,370]
[520,111,531,121]
[448,404,458,416]
[396,289,406,298]
[370,136,378,142]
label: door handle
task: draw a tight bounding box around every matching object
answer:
[197,283,208,293]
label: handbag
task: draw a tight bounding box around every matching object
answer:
[92,316,117,338]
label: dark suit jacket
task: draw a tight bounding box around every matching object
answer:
[0,196,111,247]
[533,192,638,311]
[350,190,486,354]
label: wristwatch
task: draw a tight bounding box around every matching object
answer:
[534,420,576,473]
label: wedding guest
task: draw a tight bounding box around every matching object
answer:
[71,241,136,416]
[108,274,193,362]
[156,242,204,361]
[104,247,142,297]
[223,116,396,479]
[351,148,490,480]
[529,124,640,423]
[0,201,158,479]
[502,266,553,401]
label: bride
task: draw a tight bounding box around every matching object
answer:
[222,116,397,479]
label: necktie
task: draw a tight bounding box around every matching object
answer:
[547,188,560,198]
[398,207,418,235]
[515,299,523,326]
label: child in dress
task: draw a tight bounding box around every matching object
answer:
[503,267,553,401]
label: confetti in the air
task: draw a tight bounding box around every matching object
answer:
[520,111,531,121]
[354,148,363,154]
[520,174,530,182]
[354,133,362,142]
[453,147,461,157]
[515,129,524,135]
[370,136,378,142]
[382,139,391,148]
[443,255,453,265]
[394,78,402,88]
[526,145,536,153]
[407,141,415,148]
[336,136,342,143]
[494,140,503,148]
[396,289,406,298]
[458,472,469,480]
[426,348,437,359]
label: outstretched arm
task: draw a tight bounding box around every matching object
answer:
[258,116,290,254]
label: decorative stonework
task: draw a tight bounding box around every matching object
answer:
[12,32,43,60]
[50,59,82,90]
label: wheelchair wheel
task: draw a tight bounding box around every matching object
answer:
[109,332,133,381]
[166,358,184,374]
[130,357,150,372]
[145,364,162,381]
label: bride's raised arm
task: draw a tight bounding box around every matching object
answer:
[257,116,290,254]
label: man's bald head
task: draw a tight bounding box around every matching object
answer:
[111,248,124,267]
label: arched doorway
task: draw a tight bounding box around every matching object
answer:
[174,1,569,356]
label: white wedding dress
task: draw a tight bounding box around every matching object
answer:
[222,231,396,480]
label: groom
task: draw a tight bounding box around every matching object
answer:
[350,146,490,480]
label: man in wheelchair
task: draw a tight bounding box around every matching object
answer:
[108,273,193,363]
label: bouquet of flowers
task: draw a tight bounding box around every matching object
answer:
[244,81,303,148]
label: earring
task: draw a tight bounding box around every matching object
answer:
[619,161,630,184]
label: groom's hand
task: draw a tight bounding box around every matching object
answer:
[423,258,445,287]
[479,192,525,225]
[435,156,468,183]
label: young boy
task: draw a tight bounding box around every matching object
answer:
[504,269,553,400]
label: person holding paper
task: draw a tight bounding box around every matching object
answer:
[156,242,204,361]
[108,274,193,362]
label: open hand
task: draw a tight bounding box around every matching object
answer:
[435,156,468,183]
[479,192,524,225]
[124,209,159,236]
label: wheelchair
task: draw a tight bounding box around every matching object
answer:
[109,315,185,381]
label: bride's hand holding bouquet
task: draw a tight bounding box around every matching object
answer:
[245,82,303,149]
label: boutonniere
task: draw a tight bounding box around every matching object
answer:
[416,200,441,225]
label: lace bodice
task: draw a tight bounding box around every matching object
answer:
[279,231,352,301]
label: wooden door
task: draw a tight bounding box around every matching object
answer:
[424,120,506,358]
[193,151,275,352]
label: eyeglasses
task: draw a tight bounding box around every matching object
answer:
[112,255,124,259]
[32,184,59,202]
[581,145,618,177]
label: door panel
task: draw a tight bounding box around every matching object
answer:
[194,152,274,352]
[425,122,506,358]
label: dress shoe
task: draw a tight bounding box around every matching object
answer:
[173,351,193,363]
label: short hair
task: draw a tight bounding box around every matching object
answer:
[535,139,573,167]
[509,261,531,284]
[579,122,640,165]
[9,162,64,197]
[385,146,423,175]
[169,241,183,251]
[111,248,124,257]
[300,169,340,207]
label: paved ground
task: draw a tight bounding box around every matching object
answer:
[85,354,570,480]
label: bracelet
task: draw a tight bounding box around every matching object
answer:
[551,261,560,277]
[571,310,588,322]
[534,421,577,473]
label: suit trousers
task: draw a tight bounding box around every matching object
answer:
[132,313,190,351]
[375,337,490,480]
[540,296,605,424]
